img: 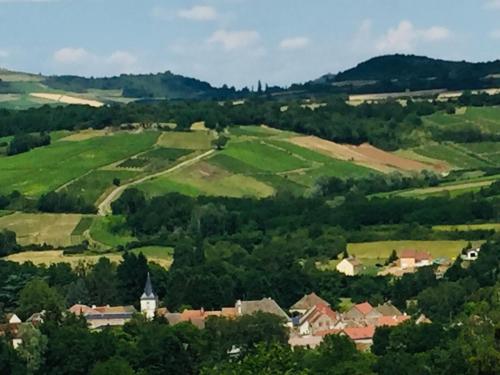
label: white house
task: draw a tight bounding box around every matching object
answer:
[461,247,480,261]
[336,258,363,276]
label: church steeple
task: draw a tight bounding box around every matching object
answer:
[140,272,157,319]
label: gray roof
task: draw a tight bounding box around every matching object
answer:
[239,298,290,320]
[375,303,402,317]
[290,292,330,311]
[141,272,157,300]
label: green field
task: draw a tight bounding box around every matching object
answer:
[89,216,136,248]
[139,161,275,198]
[0,212,82,247]
[432,223,500,232]
[412,143,489,169]
[156,131,215,150]
[61,170,139,204]
[379,174,500,198]
[0,131,159,197]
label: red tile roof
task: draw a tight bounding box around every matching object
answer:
[354,302,373,315]
[314,328,342,337]
[400,249,432,261]
[342,326,375,340]
[376,315,410,327]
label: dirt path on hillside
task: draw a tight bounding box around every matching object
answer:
[97,149,215,216]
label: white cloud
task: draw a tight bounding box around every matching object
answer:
[279,37,310,50]
[420,26,451,41]
[178,5,217,21]
[490,29,500,39]
[376,21,451,53]
[0,49,9,58]
[208,29,260,50]
[483,0,500,9]
[53,47,90,64]
[52,48,138,75]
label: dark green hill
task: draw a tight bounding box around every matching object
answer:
[43,71,239,99]
[311,54,500,93]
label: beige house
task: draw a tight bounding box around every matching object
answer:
[69,304,137,330]
[336,258,363,276]
[399,249,432,269]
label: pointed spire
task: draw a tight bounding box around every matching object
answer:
[141,272,156,300]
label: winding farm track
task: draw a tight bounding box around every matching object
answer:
[97,149,215,216]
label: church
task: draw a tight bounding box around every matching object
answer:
[69,272,158,329]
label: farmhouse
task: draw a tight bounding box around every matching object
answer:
[399,249,432,269]
[69,304,137,330]
[297,303,339,336]
[236,298,291,322]
[341,326,376,350]
[290,292,330,315]
[336,257,363,276]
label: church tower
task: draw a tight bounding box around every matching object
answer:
[140,272,157,320]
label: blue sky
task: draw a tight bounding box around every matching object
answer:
[0,0,499,87]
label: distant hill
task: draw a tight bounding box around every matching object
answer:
[43,71,239,100]
[311,54,500,93]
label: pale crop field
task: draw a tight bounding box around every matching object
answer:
[0,213,82,247]
[5,246,173,269]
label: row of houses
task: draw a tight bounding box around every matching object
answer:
[288,293,430,350]
[2,274,429,352]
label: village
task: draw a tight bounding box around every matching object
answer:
[1,247,450,355]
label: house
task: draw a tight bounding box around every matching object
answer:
[341,326,375,348]
[0,323,22,349]
[336,257,363,276]
[376,315,410,327]
[416,314,432,324]
[163,307,237,329]
[69,304,137,329]
[236,298,290,322]
[461,247,480,261]
[344,302,381,321]
[399,249,432,269]
[374,302,403,317]
[297,303,339,336]
[290,292,330,315]
[5,313,22,324]
[26,311,45,325]
[288,333,324,349]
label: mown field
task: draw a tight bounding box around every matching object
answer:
[4,246,173,268]
[0,212,82,247]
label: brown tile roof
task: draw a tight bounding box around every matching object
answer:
[309,304,338,323]
[376,315,410,327]
[291,292,330,311]
[221,307,236,318]
[354,302,373,315]
[68,304,99,316]
[342,326,375,340]
[400,249,432,261]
